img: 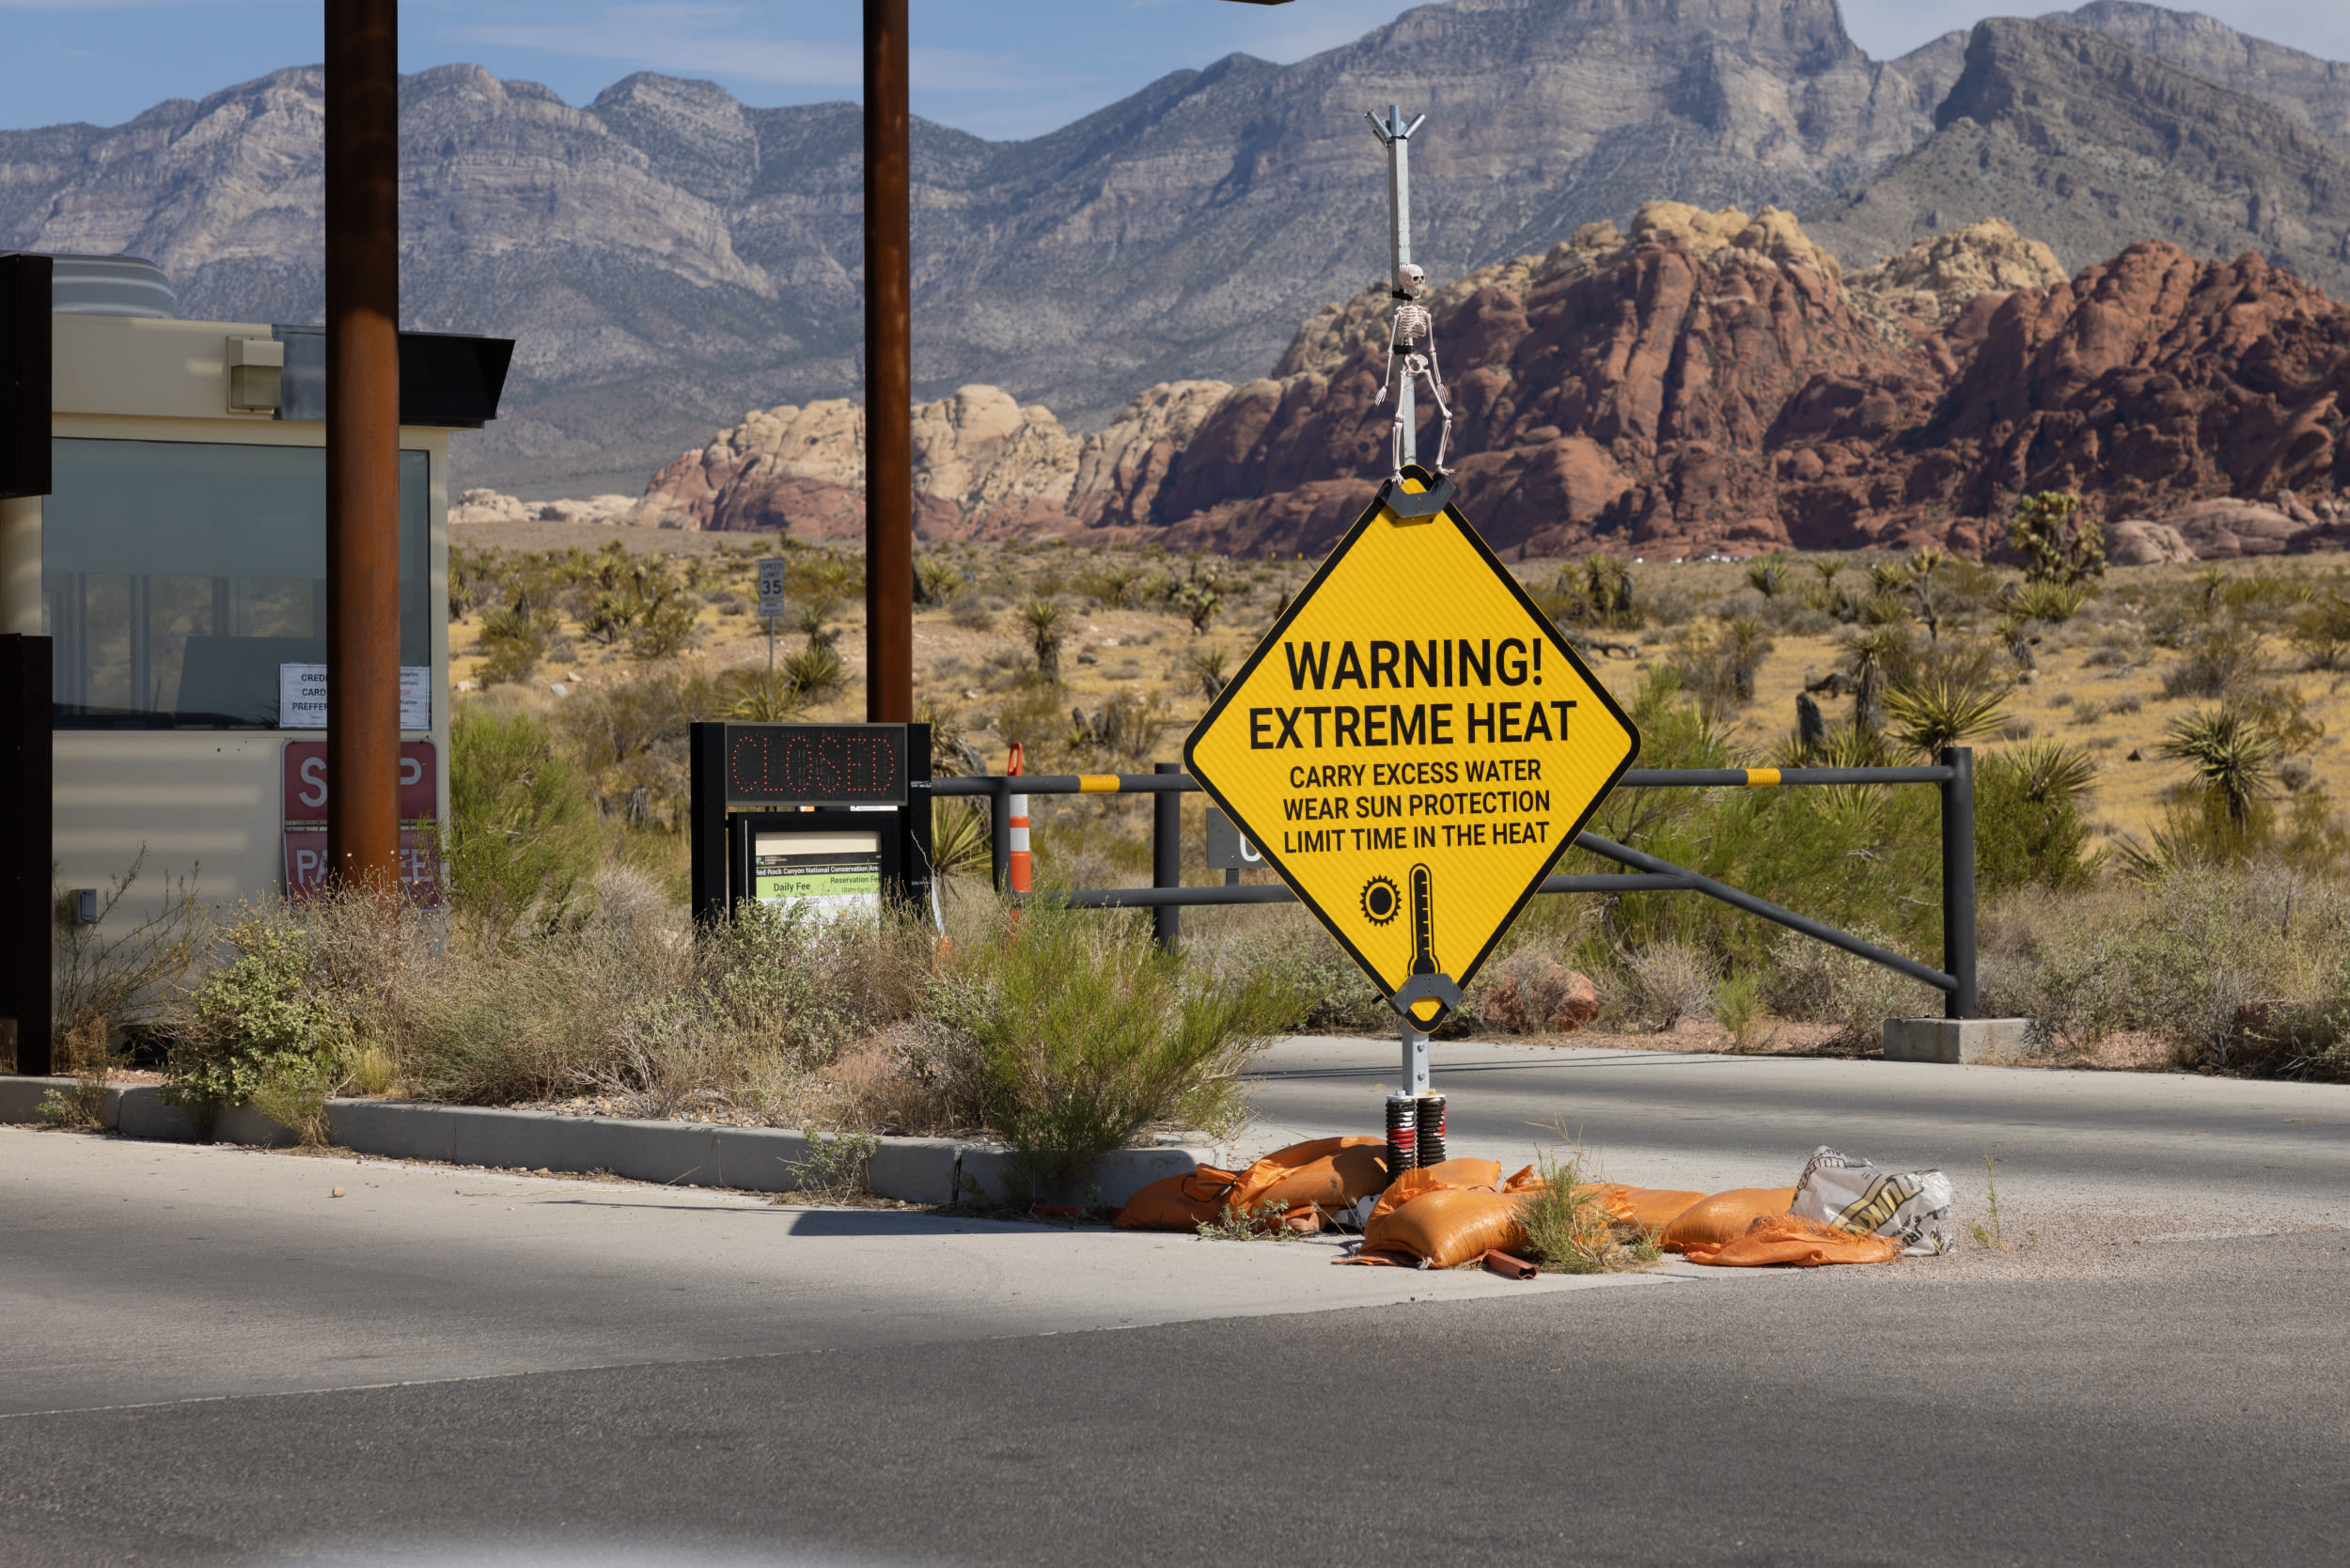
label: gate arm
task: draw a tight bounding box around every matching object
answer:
[1573,831,1957,995]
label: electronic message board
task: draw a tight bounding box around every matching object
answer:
[721,723,907,808]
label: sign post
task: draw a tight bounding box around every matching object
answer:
[1183,467,1638,1104]
[757,557,788,676]
[1363,104,1426,469]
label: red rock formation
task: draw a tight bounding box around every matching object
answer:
[1154,235,2350,559]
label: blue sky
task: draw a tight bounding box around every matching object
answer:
[6,2,2348,140]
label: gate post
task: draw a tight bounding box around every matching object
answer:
[1152,761,1181,953]
[990,775,1010,896]
[1940,745,1977,1019]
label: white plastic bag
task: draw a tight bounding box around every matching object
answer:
[1792,1146,1954,1256]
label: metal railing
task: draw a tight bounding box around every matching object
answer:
[921,748,1977,1019]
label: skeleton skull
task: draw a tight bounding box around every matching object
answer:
[1396,263,1426,297]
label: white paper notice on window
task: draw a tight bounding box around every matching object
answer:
[279,664,433,730]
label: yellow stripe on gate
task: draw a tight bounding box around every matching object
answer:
[1077,775,1121,792]
[1745,768,1782,787]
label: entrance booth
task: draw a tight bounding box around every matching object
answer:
[0,252,509,932]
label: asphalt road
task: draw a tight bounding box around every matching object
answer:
[6,1041,2350,1565]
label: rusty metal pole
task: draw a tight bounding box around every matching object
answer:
[865,0,913,724]
[324,0,403,888]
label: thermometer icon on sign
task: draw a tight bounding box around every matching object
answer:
[1408,863,1439,982]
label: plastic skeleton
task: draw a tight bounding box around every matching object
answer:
[1375,263,1453,477]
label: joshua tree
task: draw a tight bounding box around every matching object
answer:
[2010,492,2106,587]
[1022,598,1067,683]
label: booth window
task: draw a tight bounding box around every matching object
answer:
[43,438,430,729]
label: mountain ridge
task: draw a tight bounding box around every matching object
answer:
[4,0,2348,505]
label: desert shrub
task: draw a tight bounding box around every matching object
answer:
[1576,670,1942,973]
[1548,557,1642,629]
[2286,588,2350,669]
[1514,1149,1660,1273]
[1470,948,1597,1034]
[1610,940,1716,1030]
[1975,742,2097,895]
[476,605,558,686]
[1671,616,1772,716]
[1762,926,1937,1051]
[935,902,1305,1199]
[51,852,209,1065]
[1981,870,2347,1062]
[165,908,357,1130]
[2161,621,2263,699]
[1715,969,1769,1049]
[1206,910,1392,1033]
[398,894,932,1112]
[446,702,602,939]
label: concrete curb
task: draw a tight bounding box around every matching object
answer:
[0,1077,1208,1207]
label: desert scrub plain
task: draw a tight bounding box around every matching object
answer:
[36,515,2350,1153]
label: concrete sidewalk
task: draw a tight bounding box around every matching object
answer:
[0,1128,1689,1418]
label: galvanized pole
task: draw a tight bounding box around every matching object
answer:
[1367,102,1431,1092]
[864,0,914,724]
[1152,760,1182,953]
[1940,745,1978,1019]
[324,0,403,890]
[1364,104,1426,468]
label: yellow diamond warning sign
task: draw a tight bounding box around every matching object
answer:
[1183,467,1639,1025]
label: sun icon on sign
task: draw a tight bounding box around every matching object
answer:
[1360,875,1402,927]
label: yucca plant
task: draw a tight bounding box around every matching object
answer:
[2159,705,2275,834]
[1977,741,2098,893]
[2007,578,2087,624]
[929,798,992,883]
[914,558,964,606]
[1841,624,1911,732]
[726,671,807,723]
[1187,644,1229,698]
[1745,559,1787,599]
[1021,597,1067,682]
[782,642,847,701]
[1882,670,2012,757]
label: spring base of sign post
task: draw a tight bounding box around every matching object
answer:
[1384,1093,1418,1188]
[1415,1092,1447,1168]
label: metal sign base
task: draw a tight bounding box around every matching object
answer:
[1401,1015,1431,1096]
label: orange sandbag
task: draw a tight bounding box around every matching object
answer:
[1114,1167,1240,1231]
[1228,1137,1388,1218]
[1680,1215,1904,1267]
[1365,1158,1505,1227]
[1580,1184,1714,1232]
[1657,1186,1799,1253]
[1365,1186,1529,1269]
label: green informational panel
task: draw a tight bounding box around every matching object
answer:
[751,830,881,919]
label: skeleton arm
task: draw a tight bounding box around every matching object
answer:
[1422,315,1446,398]
[1376,310,1402,402]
